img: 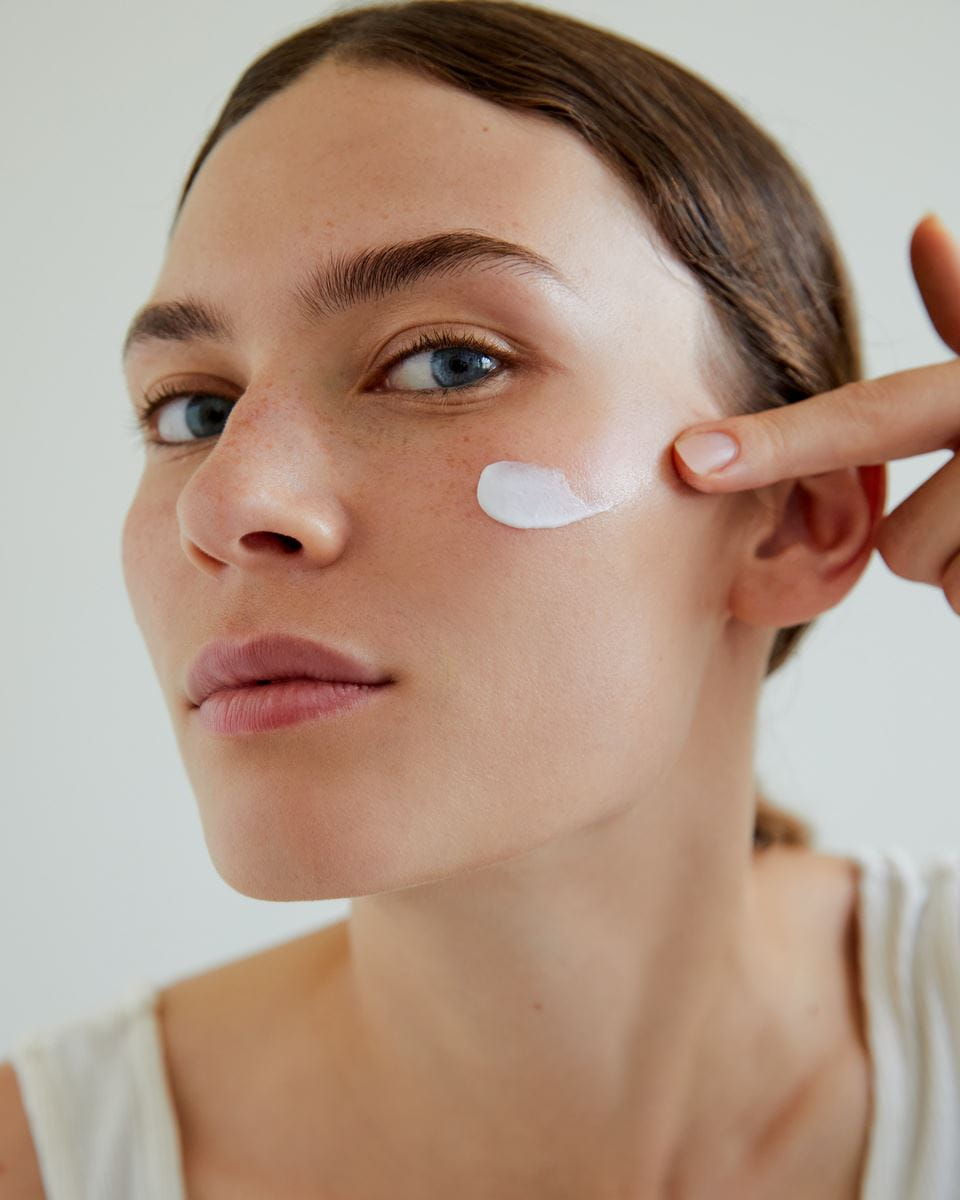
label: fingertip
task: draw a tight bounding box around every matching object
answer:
[919,212,954,241]
[673,430,740,476]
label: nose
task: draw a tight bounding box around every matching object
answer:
[173,391,352,578]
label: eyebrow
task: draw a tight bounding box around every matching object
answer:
[121,230,576,363]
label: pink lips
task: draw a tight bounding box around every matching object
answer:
[195,677,389,735]
[185,634,393,735]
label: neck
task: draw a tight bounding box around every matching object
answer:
[322,808,848,1197]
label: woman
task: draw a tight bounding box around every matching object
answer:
[5,2,960,1197]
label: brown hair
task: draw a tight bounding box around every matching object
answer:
[171,0,856,852]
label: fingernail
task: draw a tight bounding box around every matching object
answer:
[674,431,739,474]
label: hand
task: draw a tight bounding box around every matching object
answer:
[671,213,960,615]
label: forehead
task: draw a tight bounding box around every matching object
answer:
[158,58,700,312]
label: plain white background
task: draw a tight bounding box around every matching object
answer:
[2,0,957,1054]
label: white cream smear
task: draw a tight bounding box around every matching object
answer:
[477,460,640,529]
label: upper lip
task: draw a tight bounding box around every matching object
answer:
[186,634,392,706]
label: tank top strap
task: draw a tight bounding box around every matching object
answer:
[9,978,187,1200]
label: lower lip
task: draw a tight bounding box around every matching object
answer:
[195,678,391,735]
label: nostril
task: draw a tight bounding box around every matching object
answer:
[240,531,301,554]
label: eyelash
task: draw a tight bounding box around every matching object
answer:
[127,326,515,449]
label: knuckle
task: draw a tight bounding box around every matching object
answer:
[877,513,944,584]
[875,519,919,579]
[943,552,960,615]
[876,539,909,578]
[754,409,792,465]
[838,377,893,439]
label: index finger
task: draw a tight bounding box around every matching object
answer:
[672,358,960,490]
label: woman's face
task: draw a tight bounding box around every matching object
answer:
[121,59,753,900]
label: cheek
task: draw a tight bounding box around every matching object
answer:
[411,457,709,838]
[477,459,623,529]
[468,446,719,693]
[476,447,649,530]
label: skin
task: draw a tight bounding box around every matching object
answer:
[120,58,889,1199]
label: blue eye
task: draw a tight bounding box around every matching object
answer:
[128,326,514,449]
[385,341,498,391]
[134,390,232,446]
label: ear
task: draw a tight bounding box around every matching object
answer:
[729,463,887,628]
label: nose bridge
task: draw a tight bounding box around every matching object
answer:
[198,366,353,479]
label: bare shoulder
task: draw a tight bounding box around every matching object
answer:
[0,1061,46,1200]
[156,920,352,1190]
[0,930,346,1200]
[756,845,863,925]
[159,919,350,1045]
[756,845,869,1048]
